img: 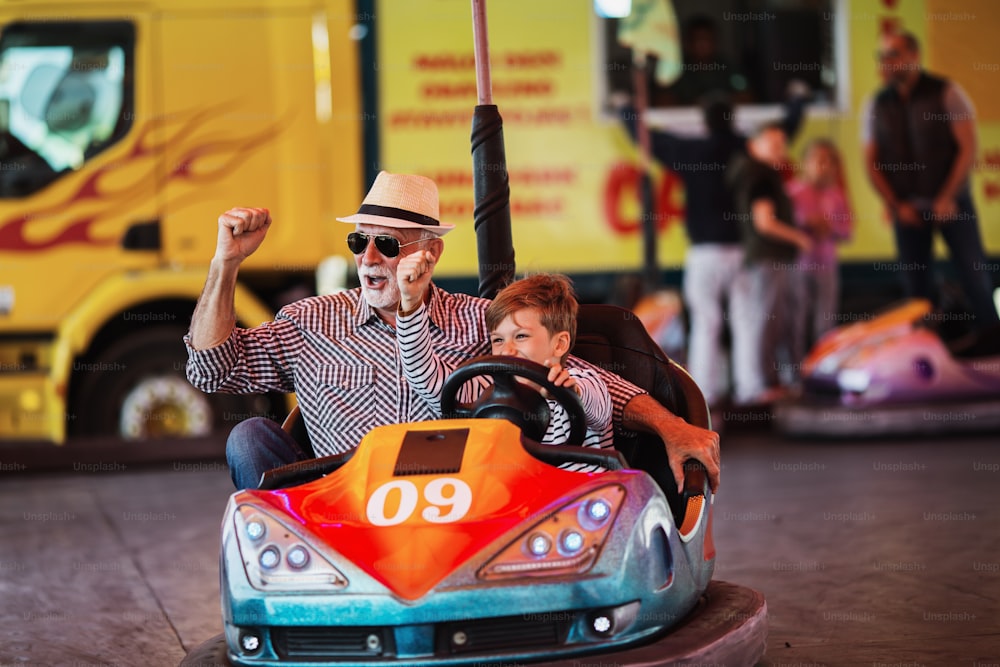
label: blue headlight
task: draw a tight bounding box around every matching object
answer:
[592,614,613,634]
[259,546,280,569]
[560,530,584,554]
[245,518,265,541]
[287,545,310,569]
[527,532,551,556]
[586,499,611,522]
[240,631,262,653]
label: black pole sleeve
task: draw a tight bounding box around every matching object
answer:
[470,104,515,300]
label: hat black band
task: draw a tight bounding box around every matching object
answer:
[357,204,440,227]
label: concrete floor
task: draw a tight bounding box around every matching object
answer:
[1,429,998,666]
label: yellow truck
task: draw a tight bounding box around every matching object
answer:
[0,0,364,443]
[0,0,997,444]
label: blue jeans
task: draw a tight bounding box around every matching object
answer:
[226,417,309,490]
[894,192,999,326]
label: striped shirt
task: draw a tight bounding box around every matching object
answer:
[185,284,644,458]
[397,303,614,458]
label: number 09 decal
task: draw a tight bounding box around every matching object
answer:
[365,478,473,526]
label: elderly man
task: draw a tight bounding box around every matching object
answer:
[186,172,720,491]
[863,31,997,325]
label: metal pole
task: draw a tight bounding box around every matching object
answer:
[471,0,493,105]
[633,57,658,293]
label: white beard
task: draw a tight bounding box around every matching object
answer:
[358,265,401,313]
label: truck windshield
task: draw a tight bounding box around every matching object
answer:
[0,21,134,197]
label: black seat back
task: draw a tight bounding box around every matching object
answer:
[572,304,711,507]
[573,304,710,428]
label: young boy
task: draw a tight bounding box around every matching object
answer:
[395,270,613,465]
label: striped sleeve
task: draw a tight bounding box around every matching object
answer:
[184,310,301,394]
[397,303,485,412]
[573,367,612,436]
[565,354,646,435]
[542,368,615,474]
[396,303,450,413]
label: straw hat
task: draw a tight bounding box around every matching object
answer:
[336,171,455,235]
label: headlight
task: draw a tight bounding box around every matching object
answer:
[245,518,266,541]
[816,354,841,375]
[478,485,625,579]
[259,545,280,569]
[559,529,585,554]
[584,498,611,523]
[233,505,348,591]
[287,545,310,569]
[837,368,871,393]
[527,533,552,556]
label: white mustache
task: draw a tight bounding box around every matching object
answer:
[359,266,392,281]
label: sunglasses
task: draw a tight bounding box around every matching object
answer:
[346,232,428,258]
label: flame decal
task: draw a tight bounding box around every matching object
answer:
[0,102,288,252]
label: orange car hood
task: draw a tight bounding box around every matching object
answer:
[248,419,620,600]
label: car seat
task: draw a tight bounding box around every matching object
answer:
[572,304,711,527]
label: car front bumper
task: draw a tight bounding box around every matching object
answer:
[220,474,713,666]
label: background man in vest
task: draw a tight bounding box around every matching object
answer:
[863,30,997,326]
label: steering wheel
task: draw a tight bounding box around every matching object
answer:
[440,355,588,446]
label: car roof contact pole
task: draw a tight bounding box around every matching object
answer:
[471,0,493,107]
[633,55,659,294]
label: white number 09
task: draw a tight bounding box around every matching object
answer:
[365,478,472,526]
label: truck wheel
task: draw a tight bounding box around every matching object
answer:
[72,327,277,440]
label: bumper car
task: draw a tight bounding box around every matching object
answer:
[182,305,767,667]
[775,299,1000,437]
